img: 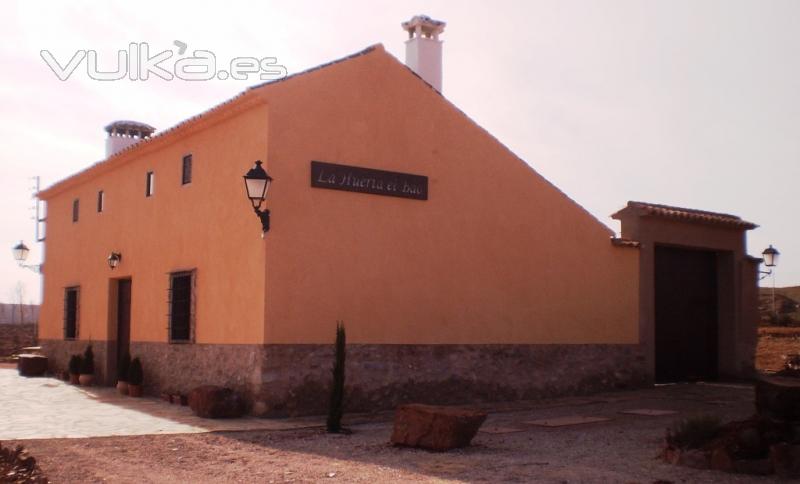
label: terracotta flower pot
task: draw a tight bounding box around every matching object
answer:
[78,374,94,386]
[69,373,80,385]
[128,384,143,397]
[116,381,129,395]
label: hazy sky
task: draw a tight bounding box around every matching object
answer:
[1,0,798,303]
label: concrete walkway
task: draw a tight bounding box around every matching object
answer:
[0,368,323,440]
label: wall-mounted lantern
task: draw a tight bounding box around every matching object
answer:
[107,252,122,270]
[12,240,41,273]
[762,245,780,268]
[243,160,273,234]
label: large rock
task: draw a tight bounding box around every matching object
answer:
[17,354,48,377]
[188,385,245,418]
[756,376,800,422]
[390,404,487,451]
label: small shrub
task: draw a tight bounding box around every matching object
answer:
[68,354,82,375]
[80,345,95,375]
[128,357,143,386]
[667,415,722,450]
[118,352,131,382]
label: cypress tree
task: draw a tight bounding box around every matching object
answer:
[326,321,346,433]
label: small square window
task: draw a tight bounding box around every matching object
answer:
[146,171,155,197]
[72,199,79,222]
[97,190,104,213]
[182,155,192,185]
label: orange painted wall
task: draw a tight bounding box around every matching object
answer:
[257,46,640,344]
[39,45,639,349]
[38,99,269,345]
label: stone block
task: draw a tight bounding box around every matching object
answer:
[756,376,800,422]
[390,403,487,451]
[17,354,47,377]
[188,385,245,419]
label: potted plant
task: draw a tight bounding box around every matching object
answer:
[78,345,95,386]
[128,357,143,397]
[68,354,82,385]
[116,352,131,395]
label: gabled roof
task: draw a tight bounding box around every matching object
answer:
[38,45,383,200]
[612,201,757,230]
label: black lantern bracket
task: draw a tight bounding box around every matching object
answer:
[255,207,270,233]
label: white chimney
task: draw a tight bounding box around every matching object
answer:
[104,120,155,158]
[402,15,446,92]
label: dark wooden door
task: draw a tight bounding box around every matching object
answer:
[116,279,132,379]
[654,246,718,383]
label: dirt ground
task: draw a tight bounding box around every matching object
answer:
[755,326,800,371]
[9,384,776,484]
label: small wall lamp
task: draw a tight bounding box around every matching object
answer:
[243,160,273,234]
[12,240,41,273]
[108,252,122,269]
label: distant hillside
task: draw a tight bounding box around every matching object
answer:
[759,286,800,326]
[0,303,39,324]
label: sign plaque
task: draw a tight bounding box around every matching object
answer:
[310,161,428,200]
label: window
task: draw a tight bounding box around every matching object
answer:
[182,154,192,185]
[146,171,155,197]
[72,199,79,222]
[169,271,194,342]
[97,190,104,213]
[64,286,79,339]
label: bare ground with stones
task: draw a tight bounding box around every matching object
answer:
[9,384,778,483]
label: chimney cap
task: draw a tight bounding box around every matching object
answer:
[104,120,156,138]
[402,15,446,38]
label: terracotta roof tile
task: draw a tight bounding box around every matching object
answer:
[617,201,757,230]
[610,237,641,248]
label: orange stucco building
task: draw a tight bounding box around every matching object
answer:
[36,18,761,415]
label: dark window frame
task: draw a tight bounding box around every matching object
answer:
[168,270,195,343]
[181,154,192,185]
[63,286,79,340]
[72,199,79,222]
[146,171,155,197]
[97,190,104,213]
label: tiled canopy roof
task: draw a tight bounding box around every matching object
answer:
[614,201,757,230]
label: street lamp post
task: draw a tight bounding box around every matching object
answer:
[761,245,780,316]
[12,241,41,273]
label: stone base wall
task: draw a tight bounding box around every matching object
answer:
[0,324,37,357]
[35,340,648,416]
[129,342,264,407]
[39,339,109,383]
[258,344,648,416]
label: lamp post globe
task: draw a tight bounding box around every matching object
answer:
[762,245,780,268]
[12,241,30,263]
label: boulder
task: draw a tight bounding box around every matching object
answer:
[17,354,48,377]
[756,376,800,422]
[188,385,245,418]
[390,404,487,451]
[771,443,800,479]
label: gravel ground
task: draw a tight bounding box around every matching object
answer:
[9,383,777,483]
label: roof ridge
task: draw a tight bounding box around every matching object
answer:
[248,44,382,91]
[627,200,744,220]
